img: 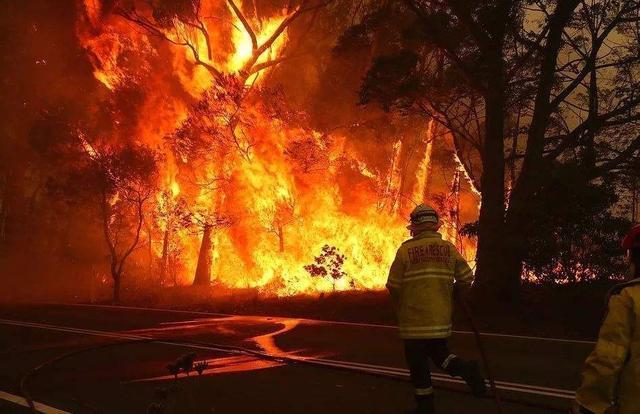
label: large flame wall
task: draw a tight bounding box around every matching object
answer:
[75,0,478,296]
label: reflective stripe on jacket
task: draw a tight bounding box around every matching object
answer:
[576,279,640,414]
[386,230,473,339]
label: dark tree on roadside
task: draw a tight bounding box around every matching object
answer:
[522,166,630,283]
[154,191,191,285]
[350,0,640,301]
[74,141,159,302]
[617,157,640,223]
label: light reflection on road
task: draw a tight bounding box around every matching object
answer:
[126,316,324,382]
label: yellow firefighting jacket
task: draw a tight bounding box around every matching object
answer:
[386,230,473,339]
[576,278,640,414]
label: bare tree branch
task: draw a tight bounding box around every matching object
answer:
[227,0,258,50]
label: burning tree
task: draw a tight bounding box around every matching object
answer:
[284,137,331,173]
[112,0,337,171]
[261,195,297,253]
[113,0,331,85]
[166,81,242,286]
[146,0,338,288]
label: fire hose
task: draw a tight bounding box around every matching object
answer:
[20,338,157,413]
[20,330,566,414]
[457,293,505,414]
[18,331,568,413]
[20,336,566,414]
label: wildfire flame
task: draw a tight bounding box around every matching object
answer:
[74,0,478,296]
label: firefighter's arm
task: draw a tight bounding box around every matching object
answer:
[575,290,634,414]
[386,248,404,305]
[453,248,473,295]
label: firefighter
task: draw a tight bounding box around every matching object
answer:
[573,224,640,414]
[387,204,486,414]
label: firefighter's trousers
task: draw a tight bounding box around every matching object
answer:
[404,338,456,398]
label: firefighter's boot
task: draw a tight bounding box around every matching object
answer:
[446,358,487,397]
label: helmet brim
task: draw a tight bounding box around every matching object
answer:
[407,220,441,232]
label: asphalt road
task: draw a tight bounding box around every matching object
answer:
[0,303,594,413]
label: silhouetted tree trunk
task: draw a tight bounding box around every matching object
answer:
[422,135,434,202]
[450,170,461,250]
[509,109,521,189]
[193,224,213,286]
[101,190,149,304]
[473,57,509,300]
[160,228,169,285]
[277,224,284,253]
[499,0,582,301]
[113,271,122,303]
[146,220,153,277]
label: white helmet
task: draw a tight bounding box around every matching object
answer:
[409,204,439,226]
